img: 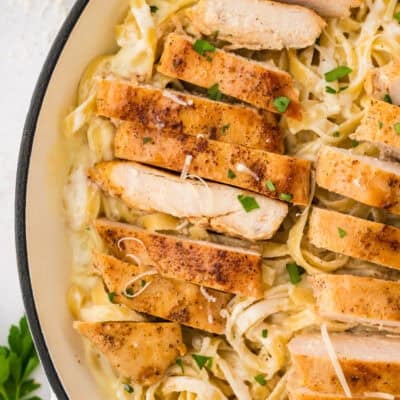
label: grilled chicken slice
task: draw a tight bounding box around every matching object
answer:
[365,60,400,105]
[186,0,325,50]
[93,252,232,334]
[316,145,400,215]
[288,332,400,395]
[115,123,311,205]
[157,33,301,118]
[95,219,264,298]
[275,0,361,18]
[88,161,288,241]
[351,100,400,159]
[74,321,186,385]
[310,273,400,328]
[308,208,400,271]
[97,80,283,152]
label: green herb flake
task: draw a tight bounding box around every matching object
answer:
[266,180,276,192]
[338,227,347,238]
[212,30,219,40]
[261,329,268,338]
[279,193,293,203]
[193,39,216,57]
[350,139,359,147]
[286,263,305,284]
[315,37,321,46]
[192,354,213,370]
[394,122,400,135]
[237,195,260,212]
[395,11,400,23]
[333,131,340,137]
[325,86,337,94]
[228,169,236,179]
[0,316,42,400]
[379,121,383,129]
[221,124,230,133]
[108,292,116,303]
[124,288,134,298]
[142,137,153,144]
[207,83,223,101]
[176,358,185,374]
[124,383,134,393]
[273,96,290,113]
[254,374,267,386]
[141,280,147,287]
[150,5,158,13]
[384,93,393,104]
[339,86,348,92]
[324,66,353,82]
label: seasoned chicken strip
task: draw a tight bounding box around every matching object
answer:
[95,219,264,298]
[74,321,186,385]
[157,33,301,119]
[186,0,325,50]
[310,273,400,328]
[316,145,400,215]
[88,162,288,241]
[289,332,400,395]
[276,0,361,18]
[365,60,400,105]
[97,80,283,152]
[309,208,400,271]
[352,99,400,158]
[93,253,232,334]
[115,123,311,205]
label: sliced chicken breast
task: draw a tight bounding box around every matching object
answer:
[316,145,400,215]
[89,161,288,241]
[310,273,400,328]
[352,99,400,158]
[95,219,264,298]
[309,207,400,271]
[289,332,400,395]
[97,80,283,152]
[365,60,400,105]
[74,321,186,385]
[157,33,301,119]
[93,252,232,334]
[276,0,361,18]
[115,123,311,205]
[186,0,325,50]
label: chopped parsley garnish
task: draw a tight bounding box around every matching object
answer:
[108,292,116,303]
[350,139,359,147]
[286,262,305,284]
[395,11,400,23]
[324,66,352,82]
[254,374,267,386]
[238,195,260,212]
[207,83,223,101]
[124,288,134,297]
[338,227,347,238]
[228,169,236,179]
[149,5,158,13]
[379,121,383,129]
[333,131,340,137]
[279,193,293,202]
[124,383,134,393]
[176,358,184,373]
[221,124,230,133]
[142,137,153,144]
[193,39,216,57]
[394,123,400,135]
[273,96,290,113]
[192,354,213,370]
[266,180,276,192]
[141,280,146,287]
[262,329,268,338]
[384,93,393,104]
[325,86,337,94]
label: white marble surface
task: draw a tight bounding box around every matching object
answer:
[0,0,75,398]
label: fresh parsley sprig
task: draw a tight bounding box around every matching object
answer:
[0,316,42,400]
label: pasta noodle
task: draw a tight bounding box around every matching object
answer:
[61,0,400,398]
